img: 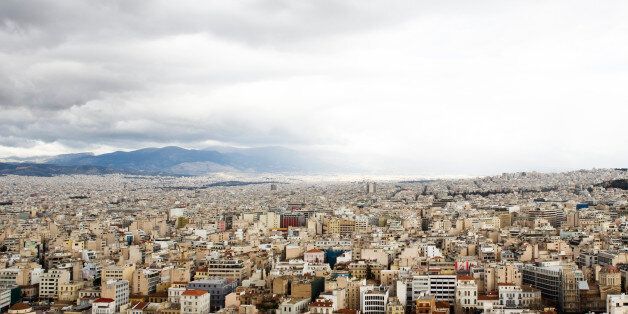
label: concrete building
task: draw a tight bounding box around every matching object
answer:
[199,259,246,282]
[188,278,237,312]
[180,289,210,314]
[58,281,85,302]
[0,288,11,313]
[497,284,541,309]
[385,297,404,314]
[483,263,522,293]
[101,264,135,284]
[168,282,188,304]
[521,262,583,312]
[101,279,129,312]
[132,269,160,295]
[455,275,477,313]
[346,278,367,310]
[278,298,310,314]
[39,269,70,299]
[304,248,325,263]
[309,298,334,314]
[607,294,628,314]
[0,269,29,287]
[599,265,622,300]
[411,274,457,305]
[360,285,389,314]
[92,298,116,314]
[291,277,325,301]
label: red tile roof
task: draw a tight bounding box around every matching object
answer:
[94,298,115,303]
[182,289,208,296]
[132,302,149,310]
[478,295,499,300]
[9,303,32,311]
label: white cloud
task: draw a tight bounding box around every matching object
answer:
[0,0,627,174]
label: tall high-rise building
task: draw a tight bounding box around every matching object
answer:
[366,182,377,194]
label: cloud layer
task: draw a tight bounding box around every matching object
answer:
[1,0,627,175]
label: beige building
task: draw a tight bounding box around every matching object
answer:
[386,297,405,314]
[345,279,366,310]
[598,265,621,300]
[132,269,160,295]
[101,264,136,284]
[197,259,246,282]
[323,218,355,236]
[483,263,522,293]
[39,269,70,299]
[58,281,85,302]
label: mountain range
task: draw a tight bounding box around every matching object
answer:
[0,146,346,176]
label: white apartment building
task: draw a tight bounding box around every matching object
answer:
[101,279,129,312]
[91,298,116,314]
[168,283,188,304]
[39,269,70,299]
[607,294,628,314]
[360,285,389,314]
[410,274,457,304]
[180,289,210,314]
[455,275,478,312]
[277,298,310,314]
[0,269,20,287]
[0,288,11,312]
[498,284,541,309]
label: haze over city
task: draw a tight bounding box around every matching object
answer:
[1,0,627,176]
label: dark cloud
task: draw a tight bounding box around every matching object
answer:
[0,0,427,150]
[0,0,425,49]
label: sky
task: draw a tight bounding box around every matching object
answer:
[0,0,627,175]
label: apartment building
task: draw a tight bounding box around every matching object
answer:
[607,294,628,314]
[101,279,129,312]
[91,298,115,314]
[197,259,246,282]
[411,274,457,304]
[278,298,310,314]
[521,262,583,312]
[188,278,237,312]
[455,275,477,313]
[58,281,85,302]
[101,264,135,284]
[132,269,160,295]
[497,284,541,309]
[360,285,389,314]
[180,290,210,314]
[39,269,70,299]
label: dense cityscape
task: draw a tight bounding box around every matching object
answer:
[0,169,627,314]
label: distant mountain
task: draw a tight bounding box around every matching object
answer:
[32,146,344,176]
[0,162,117,177]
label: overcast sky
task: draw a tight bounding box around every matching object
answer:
[0,0,627,175]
